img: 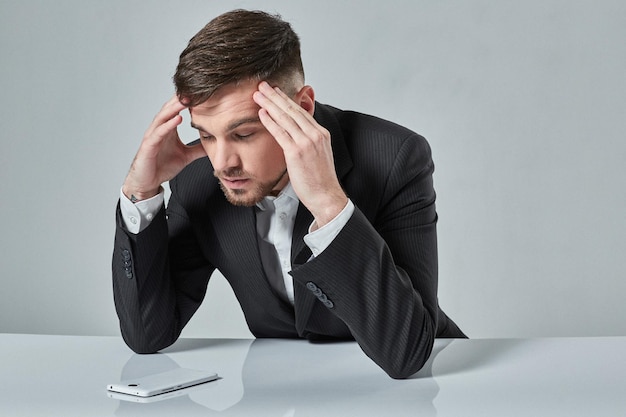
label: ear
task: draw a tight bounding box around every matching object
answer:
[295,85,315,116]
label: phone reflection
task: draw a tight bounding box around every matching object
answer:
[112,339,448,416]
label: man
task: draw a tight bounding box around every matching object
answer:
[112,9,464,379]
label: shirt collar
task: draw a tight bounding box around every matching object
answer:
[256,182,299,211]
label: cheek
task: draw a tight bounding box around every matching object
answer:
[260,143,286,171]
[247,138,285,171]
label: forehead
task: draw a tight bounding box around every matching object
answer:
[189,80,260,129]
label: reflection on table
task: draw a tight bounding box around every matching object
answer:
[1,334,625,416]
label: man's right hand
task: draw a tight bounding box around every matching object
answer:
[122,95,206,201]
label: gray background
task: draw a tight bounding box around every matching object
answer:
[1,0,625,339]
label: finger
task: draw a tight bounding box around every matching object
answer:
[151,113,183,141]
[260,83,303,113]
[255,85,331,154]
[160,94,187,115]
[257,107,295,151]
[254,91,301,135]
[142,98,185,145]
[147,96,186,134]
[254,93,317,150]
[254,83,318,137]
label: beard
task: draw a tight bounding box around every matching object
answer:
[215,167,288,207]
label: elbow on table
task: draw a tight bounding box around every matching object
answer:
[384,354,429,379]
[127,342,160,355]
[120,328,176,355]
[380,329,436,379]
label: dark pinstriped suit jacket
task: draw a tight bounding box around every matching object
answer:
[112,102,465,379]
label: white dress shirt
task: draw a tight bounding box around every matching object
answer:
[119,183,354,304]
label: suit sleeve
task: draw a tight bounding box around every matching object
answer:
[111,185,214,353]
[290,134,441,378]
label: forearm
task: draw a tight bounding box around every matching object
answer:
[112,204,181,353]
[291,208,440,379]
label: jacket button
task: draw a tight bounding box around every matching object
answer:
[306,282,318,291]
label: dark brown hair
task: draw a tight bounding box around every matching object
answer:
[174,9,304,106]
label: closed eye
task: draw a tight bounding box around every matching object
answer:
[234,132,254,140]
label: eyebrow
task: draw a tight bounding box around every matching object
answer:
[190,117,262,133]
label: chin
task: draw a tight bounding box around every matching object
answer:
[221,186,263,207]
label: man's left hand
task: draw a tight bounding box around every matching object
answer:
[253,81,348,230]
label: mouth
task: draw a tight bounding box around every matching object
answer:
[220,177,250,189]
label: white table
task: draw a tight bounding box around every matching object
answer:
[1,334,624,416]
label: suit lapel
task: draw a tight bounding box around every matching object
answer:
[291,203,313,264]
[209,196,264,282]
[208,194,295,322]
[291,204,317,335]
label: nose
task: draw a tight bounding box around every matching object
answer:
[208,139,240,172]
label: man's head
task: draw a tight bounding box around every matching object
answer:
[176,10,315,207]
[174,9,304,106]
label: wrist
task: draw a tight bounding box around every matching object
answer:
[122,186,161,203]
[310,194,349,231]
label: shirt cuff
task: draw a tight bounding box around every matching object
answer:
[119,187,164,234]
[303,199,355,258]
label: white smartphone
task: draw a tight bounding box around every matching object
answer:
[107,368,218,397]
[107,379,219,403]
